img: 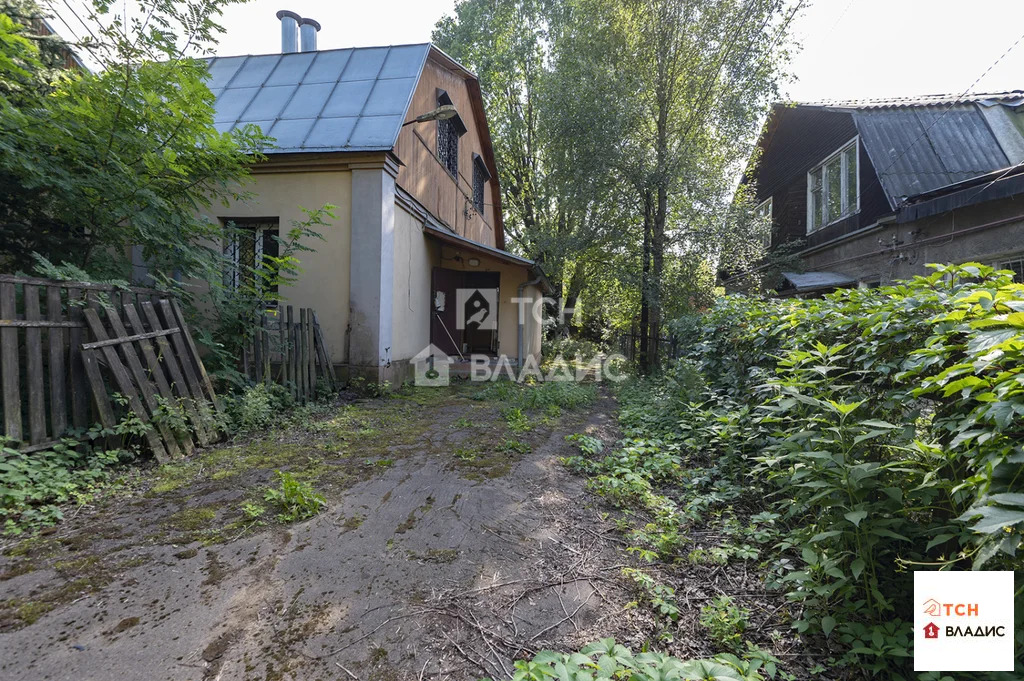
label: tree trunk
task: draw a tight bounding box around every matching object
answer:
[638,193,653,374]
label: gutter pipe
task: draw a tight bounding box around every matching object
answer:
[517,274,545,368]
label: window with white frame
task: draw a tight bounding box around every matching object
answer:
[807,138,859,233]
[995,254,1024,283]
[755,197,772,248]
[223,218,280,296]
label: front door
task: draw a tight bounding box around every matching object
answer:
[430,267,462,355]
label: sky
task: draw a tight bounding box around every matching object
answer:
[43,0,1024,102]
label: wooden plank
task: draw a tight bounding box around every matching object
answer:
[168,299,222,413]
[140,301,211,446]
[312,311,337,387]
[252,319,262,384]
[277,311,286,384]
[80,327,178,350]
[0,282,21,441]
[298,308,309,403]
[306,309,316,395]
[154,301,207,406]
[81,307,169,462]
[105,306,182,459]
[23,285,46,445]
[79,348,117,429]
[0,320,85,328]
[286,306,296,400]
[261,313,271,385]
[122,304,194,455]
[68,288,88,429]
[156,300,218,439]
[0,273,164,296]
[47,287,67,439]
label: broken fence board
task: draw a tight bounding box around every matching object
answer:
[140,301,211,446]
[81,307,169,462]
[47,286,67,440]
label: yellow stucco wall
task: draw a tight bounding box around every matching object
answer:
[198,170,352,362]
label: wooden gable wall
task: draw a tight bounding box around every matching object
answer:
[392,52,501,249]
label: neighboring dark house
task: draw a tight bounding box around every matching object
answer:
[734,91,1024,295]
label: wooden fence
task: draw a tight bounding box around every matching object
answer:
[0,274,221,459]
[243,306,336,403]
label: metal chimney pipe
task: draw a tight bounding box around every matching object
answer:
[276,10,300,53]
[299,17,321,52]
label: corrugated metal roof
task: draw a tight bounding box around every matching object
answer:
[794,91,1024,110]
[206,44,431,153]
[782,271,856,292]
[852,104,1010,200]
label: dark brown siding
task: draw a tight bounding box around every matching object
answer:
[754,108,891,249]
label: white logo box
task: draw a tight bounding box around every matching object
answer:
[913,570,1015,671]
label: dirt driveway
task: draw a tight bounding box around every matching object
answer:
[0,384,633,681]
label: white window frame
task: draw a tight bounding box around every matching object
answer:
[807,136,860,234]
[755,197,772,248]
[993,253,1024,283]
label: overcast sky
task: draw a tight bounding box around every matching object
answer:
[46,0,1024,102]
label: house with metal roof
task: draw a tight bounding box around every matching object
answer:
[731,91,1024,295]
[198,11,545,382]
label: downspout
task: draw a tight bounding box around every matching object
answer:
[517,275,544,368]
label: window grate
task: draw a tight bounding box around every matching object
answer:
[223,219,280,297]
[438,117,459,177]
[473,161,486,213]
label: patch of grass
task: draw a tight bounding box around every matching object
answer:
[166,506,217,532]
[240,502,266,521]
[450,416,473,429]
[407,548,458,563]
[339,513,365,531]
[473,380,596,410]
[495,439,531,454]
[453,445,483,462]
[502,407,531,433]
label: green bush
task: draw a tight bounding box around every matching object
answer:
[0,437,130,535]
[225,383,295,432]
[576,263,1024,679]
[484,638,780,681]
[263,470,326,522]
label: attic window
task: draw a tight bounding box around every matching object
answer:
[472,153,490,214]
[807,137,859,233]
[755,197,772,248]
[436,89,467,178]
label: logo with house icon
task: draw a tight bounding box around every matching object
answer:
[412,344,453,387]
[923,622,940,639]
[923,598,942,617]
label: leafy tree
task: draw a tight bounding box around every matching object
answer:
[0,0,265,282]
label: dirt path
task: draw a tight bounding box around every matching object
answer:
[0,386,633,681]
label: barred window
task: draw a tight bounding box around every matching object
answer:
[472,154,490,214]
[223,218,280,297]
[438,116,459,177]
[435,89,466,179]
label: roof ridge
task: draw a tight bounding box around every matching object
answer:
[779,90,1024,109]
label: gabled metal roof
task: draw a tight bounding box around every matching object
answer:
[206,44,431,153]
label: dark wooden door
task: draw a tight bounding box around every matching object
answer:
[430,267,463,355]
